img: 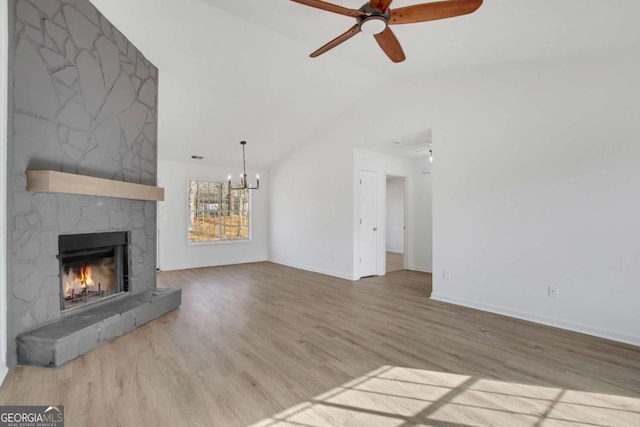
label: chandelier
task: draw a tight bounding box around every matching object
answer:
[227,141,259,190]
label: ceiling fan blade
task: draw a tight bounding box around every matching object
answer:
[291,0,365,18]
[310,24,361,58]
[374,27,406,63]
[389,0,482,25]
[369,0,393,13]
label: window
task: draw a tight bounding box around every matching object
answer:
[187,180,250,242]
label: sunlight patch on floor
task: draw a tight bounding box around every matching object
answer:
[250,365,640,426]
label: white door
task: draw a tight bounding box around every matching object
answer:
[359,170,378,277]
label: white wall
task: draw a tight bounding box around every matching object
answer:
[1,0,8,384]
[413,156,432,273]
[382,52,639,346]
[386,178,405,254]
[157,160,268,271]
[268,134,355,280]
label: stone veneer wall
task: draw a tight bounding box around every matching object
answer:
[6,0,159,366]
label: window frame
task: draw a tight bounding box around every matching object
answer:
[185,178,252,246]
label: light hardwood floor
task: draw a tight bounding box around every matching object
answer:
[386,252,404,272]
[1,262,639,426]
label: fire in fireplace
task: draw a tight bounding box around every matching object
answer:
[63,257,114,304]
[58,232,129,311]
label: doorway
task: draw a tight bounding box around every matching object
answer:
[385,176,407,273]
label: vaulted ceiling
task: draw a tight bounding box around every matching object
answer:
[90,0,640,167]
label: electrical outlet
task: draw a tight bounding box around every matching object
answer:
[443,269,451,280]
[548,285,557,298]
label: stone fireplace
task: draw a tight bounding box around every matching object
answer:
[7,0,181,367]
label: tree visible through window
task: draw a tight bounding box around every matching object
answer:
[188,180,250,242]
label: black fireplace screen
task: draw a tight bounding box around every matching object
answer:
[58,232,129,311]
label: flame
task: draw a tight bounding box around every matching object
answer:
[64,265,95,298]
[79,265,94,287]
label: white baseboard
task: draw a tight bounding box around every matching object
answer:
[430,292,640,347]
[413,266,432,273]
[268,258,355,281]
[159,257,268,272]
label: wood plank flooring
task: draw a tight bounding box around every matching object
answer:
[1,262,639,426]
[386,252,404,272]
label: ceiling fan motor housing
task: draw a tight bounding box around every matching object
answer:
[358,4,390,34]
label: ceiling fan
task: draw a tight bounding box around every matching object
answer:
[291,0,483,63]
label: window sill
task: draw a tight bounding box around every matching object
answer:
[186,239,252,247]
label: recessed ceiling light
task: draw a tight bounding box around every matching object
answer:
[191,155,203,160]
[394,141,401,145]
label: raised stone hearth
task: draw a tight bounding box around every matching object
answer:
[17,288,181,367]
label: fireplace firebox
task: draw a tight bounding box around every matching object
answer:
[58,232,129,311]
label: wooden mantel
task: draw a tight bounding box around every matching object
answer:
[26,170,164,201]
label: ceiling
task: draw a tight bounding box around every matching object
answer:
[202,0,640,76]
[90,0,640,168]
